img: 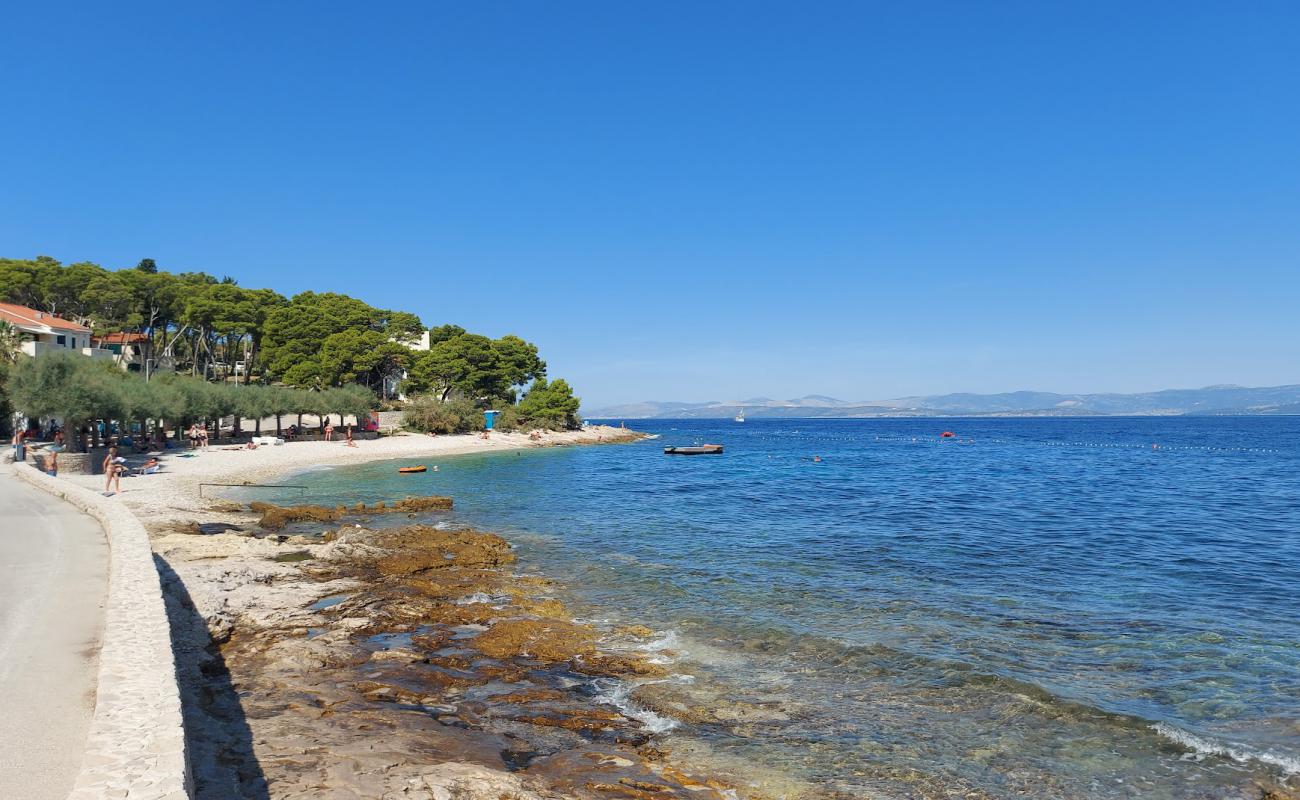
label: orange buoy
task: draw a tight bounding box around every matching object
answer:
[398,465,427,474]
[940,431,956,438]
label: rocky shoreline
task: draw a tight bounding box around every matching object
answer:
[151,495,747,799]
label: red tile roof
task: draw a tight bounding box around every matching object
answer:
[94,332,150,345]
[0,302,92,333]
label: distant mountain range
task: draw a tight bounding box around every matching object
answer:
[583,385,1300,419]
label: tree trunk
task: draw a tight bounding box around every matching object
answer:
[255,417,262,435]
[296,412,303,428]
[232,415,242,439]
[275,415,282,436]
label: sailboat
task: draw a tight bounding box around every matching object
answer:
[734,407,746,423]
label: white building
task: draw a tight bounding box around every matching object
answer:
[384,329,431,400]
[0,302,113,361]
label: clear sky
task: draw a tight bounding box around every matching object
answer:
[3,2,1297,408]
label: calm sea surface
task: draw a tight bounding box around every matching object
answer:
[268,417,1300,798]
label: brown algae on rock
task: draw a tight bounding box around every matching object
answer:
[159,508,742,799]
[249,496,453,530]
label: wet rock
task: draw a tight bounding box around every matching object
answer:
[573,653,669,678]
[471,618,597,663]
[368,526,516,575]
[249,502,343,530]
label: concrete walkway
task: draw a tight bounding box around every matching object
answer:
[0,475,109,800]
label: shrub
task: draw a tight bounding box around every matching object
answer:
[492,405,522,432]
[402,396,482,434]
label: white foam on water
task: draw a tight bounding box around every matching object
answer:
[1151,723,1300,776]
[638,631,682,653]
[591,678,679,734]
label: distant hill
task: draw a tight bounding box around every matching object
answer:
[583,385,1300,419]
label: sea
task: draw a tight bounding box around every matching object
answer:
[263,417,1300,798]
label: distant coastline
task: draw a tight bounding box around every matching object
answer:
[584,383,1300,419]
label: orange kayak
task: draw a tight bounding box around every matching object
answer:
[398,465,427,474]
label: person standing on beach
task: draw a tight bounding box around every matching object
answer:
[324,420,334,441]
[12,428,25,464]
[102,446,126,494]
[45,448,58,477]
[345,425,357,447]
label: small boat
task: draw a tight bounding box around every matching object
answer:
[397,465,428,473]
[664,444,724,455]
[940,431,955,438]
[734,408,745,423]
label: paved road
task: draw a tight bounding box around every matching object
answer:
[0,474,109,800]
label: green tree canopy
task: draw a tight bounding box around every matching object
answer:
[516,377,581,430]
[262,292,419,391]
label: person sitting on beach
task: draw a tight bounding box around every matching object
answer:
[139,457,161,475]
[324,421,335,441]
[345,425,357,447]
[244,440,259,450]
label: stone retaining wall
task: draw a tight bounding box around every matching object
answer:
[11,463,191,800]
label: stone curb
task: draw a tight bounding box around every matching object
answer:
[10,464,192,800]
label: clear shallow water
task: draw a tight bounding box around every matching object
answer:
[267,418,1300,798]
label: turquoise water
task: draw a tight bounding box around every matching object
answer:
[266,418,1299,798]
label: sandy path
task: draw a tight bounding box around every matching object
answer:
[0,476,109,800]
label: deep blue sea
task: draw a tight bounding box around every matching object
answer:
[268,417,1300,798]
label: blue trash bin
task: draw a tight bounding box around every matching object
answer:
[484,410,500,430]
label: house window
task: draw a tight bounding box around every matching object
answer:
[57,335,66,346]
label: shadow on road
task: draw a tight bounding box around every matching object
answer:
[154,554,270,800]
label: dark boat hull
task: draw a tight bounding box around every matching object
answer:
[664,445,723,455]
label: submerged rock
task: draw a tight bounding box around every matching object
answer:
[248,495,453,530]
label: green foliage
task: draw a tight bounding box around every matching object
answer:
[427,323,466,346]
[6,354,123,450]
[401,396,483,434]
[1,256,578,411]
[261,292,418,391]
[404,332,547,406]
[516,378,581,430]
[7,352,377,445]
[0,362,10,438]
[491,405,522,432]
[494,334,546,390]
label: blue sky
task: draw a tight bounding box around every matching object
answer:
[3,2,1297,408]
